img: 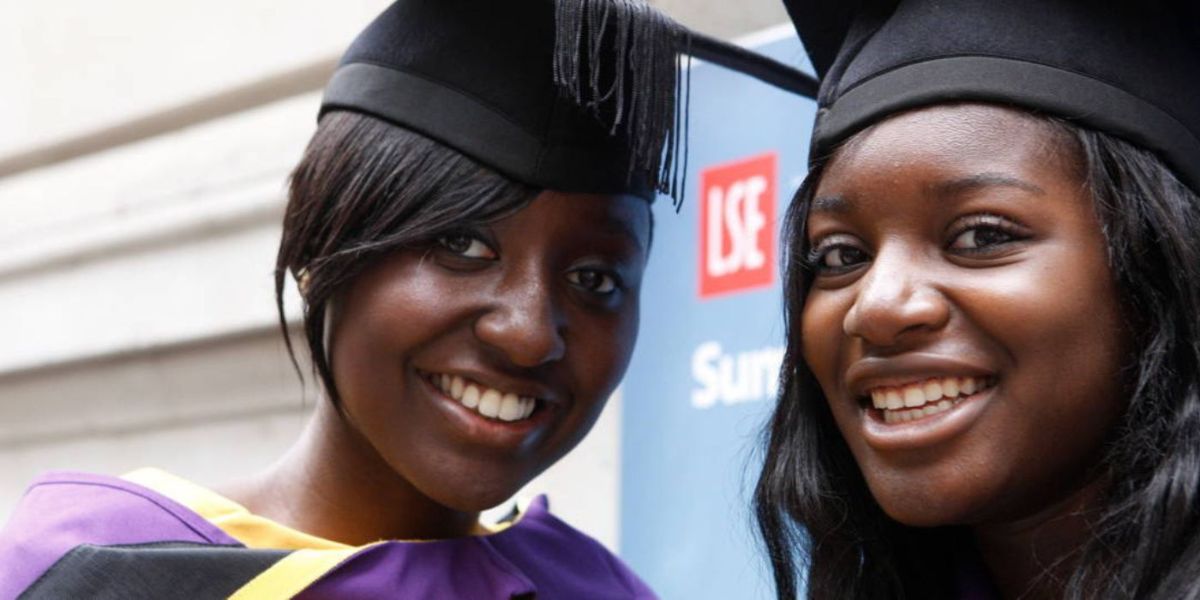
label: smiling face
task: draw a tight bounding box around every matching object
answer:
[800,104,1129,527]
[327,190,650,512]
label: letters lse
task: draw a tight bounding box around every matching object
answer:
[699,152,777,298]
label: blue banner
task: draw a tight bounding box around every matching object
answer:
[620,29,816,598]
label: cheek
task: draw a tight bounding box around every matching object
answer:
[331,308,400,390]
[542,305,640,461]
[331,264,471,394]
[799,292,846,394]
[572,303,640,401]
[957,246,1128,501]
[969,245,1126,399]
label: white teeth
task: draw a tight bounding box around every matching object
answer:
[903,387,924,408]
[478,389,502,418]
[428,372,540,423]
[882,396,963,423]
[922,380,943,403]
[868,376,990,423]
[942,378,959,397]
[960,377,977,395]
[461,385,480,408]
[497,393,521,421]
[885,390,904,410]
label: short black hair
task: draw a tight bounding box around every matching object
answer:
[274,111,534,405]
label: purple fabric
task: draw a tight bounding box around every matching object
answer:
[484,497,656,599]
[298,496,656,599]
[0,472,240,600]
[295,538,536,599]
[0,473,656,599]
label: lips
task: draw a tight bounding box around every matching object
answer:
[843,355,999,448]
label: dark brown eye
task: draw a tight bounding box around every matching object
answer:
[567,269,617,294]
[947,214,1028,255]
[437,234,495,259]
[806,233,869,275]
[820,246,868,269]
[949,227,1014,250]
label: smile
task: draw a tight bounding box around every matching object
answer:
[422,371,538,423]
[867,376,994,424]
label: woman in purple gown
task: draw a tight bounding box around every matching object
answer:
[0,0,818,597]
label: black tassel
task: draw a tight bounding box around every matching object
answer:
[553,0,692,208]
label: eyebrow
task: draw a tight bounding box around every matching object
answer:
[932,173,1045,197]
[810,195,850,215]
[809,172,1044,215]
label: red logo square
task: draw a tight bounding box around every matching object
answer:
[698,152,777,298]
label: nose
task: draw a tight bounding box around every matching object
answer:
[474,273,567,368]
[842,246,950,348]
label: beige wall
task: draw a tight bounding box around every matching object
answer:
[0,1,790,551]
[0,1,388,162]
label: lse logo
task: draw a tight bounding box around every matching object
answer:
[699,152,777,298]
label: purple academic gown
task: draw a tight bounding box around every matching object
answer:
[0,472,656,599]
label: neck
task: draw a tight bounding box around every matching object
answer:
[971,478,1107,600]
[222,400,480,545]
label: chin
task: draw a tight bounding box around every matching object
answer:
[867,479,989,528]
[878,500,964,528]
[443,488,519,513]
[417,468,536,513]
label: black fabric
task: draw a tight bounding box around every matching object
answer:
[689,32,818,99]
[320,0,815,203]
[322,0,671,200]
[785,0,1200,193]
[19,542,288,600]
[324,62,645,197]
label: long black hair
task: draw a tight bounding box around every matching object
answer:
[274,111,535,404]
[754,116,1200,599]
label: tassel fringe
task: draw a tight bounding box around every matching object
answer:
[554,0,692,208]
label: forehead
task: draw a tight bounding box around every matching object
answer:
[494,191,652,249]
[818,104,1079,196]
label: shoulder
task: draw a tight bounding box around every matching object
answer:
[0,471,236,600]
[484,496,657,599]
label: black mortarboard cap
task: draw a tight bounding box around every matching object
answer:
[784,0,1200,193]
[321,0,817,204]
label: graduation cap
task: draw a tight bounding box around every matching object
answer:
[320,0,818,205]
[783,0,1200,193]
